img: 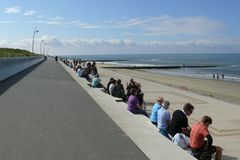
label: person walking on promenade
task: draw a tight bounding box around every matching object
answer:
[127,88,149,118]
[157,100,171,140]
[55,56,58,63]
[190,116,222,160]
[168,103,194,137]
[150,97,164,126]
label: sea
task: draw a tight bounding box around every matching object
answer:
[65,53,240,83]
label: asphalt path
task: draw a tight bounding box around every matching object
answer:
[0,59,148,160]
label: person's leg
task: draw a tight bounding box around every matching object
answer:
[141,110,149,118]
[131,109,149,118]
[151,121,157,127]
[159,129,171,140]
[215,146,222,160]
[201,146,221,160]
[86,75,92,82]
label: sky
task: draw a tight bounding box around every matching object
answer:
[0,0,240,55]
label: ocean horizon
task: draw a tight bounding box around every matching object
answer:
[64,53,240,83]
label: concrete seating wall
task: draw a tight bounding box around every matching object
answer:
[0,56,44,81]
[59,61,196,160]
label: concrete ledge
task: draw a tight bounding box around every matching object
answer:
[60,61,196,160]
[0,56,44,81]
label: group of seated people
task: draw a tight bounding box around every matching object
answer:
[62,58,99,83]
[148,98,222,160]
[106,78,128,102]
[62,59,222,160]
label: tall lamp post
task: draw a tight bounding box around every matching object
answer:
[40,40,44,55]
[32,27,39,53]
[43,43,46,55]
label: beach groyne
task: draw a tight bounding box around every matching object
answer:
[0,56,44,81]
[101,64,220,69]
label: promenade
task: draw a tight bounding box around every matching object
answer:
[0,60,148,160]
[1,58,239,160]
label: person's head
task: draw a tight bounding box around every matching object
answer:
[130,88,138,96]
[112,79,116,84]
[183,103,194,116]
[201,116,212,127]
[162,100,170,109]
[136,83,141,88]
[130,78,135,84]
[86,62,91,68]
[116,79,121,84]
[157,97,164,104]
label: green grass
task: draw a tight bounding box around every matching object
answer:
[0,48,38,57]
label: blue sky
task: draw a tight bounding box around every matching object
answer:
[0,0,240,55]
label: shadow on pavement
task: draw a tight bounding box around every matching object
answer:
[0,61,44,95]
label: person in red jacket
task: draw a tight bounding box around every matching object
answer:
[190,116,222,160]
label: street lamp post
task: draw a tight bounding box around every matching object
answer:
[32,27,39,53]
[43,43,46,55]
[40,40,44,55]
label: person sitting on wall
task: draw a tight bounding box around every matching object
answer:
[79,62,92,82]
[106,78,115,95]
[111,79,127,102]
[168,103,195,138]
[109,79,117,96]
[190,116,222,160]
[157,100,171,140]
[127,88,149,118]
[91,75,103,88]
[126,78,137,97]
[91,61,98,77]
[150,97,164,126]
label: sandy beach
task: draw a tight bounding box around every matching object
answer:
[93,62,240,159]
[99,63,240,105]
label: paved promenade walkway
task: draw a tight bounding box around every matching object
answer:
[0,60,148,160]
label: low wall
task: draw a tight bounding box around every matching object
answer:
[0,56,44,81]
[59,61,196,160]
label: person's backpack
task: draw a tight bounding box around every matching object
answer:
[172,133,189,149]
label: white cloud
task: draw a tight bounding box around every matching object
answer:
[33,20,62,25]
[24,10,38,16]
[24,15,225,35]
[50,16,63,21]
[4,6,21,14]
[0,21,15,24]
[1,36,239,55]
[111,15,225,35]
[67,20,100,29]
[37,15,47,18]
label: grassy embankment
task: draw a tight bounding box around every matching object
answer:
[0,48,37,57]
